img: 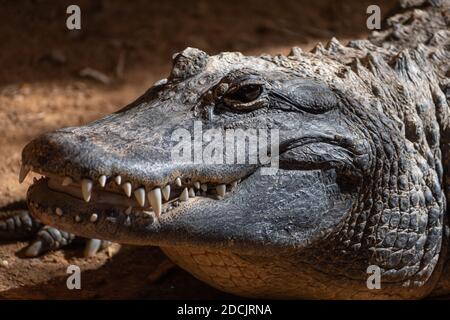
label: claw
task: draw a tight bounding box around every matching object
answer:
[23,240,44,257]
[83,239,103,257]
[83,239,112,257]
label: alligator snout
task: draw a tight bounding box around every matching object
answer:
[21,94,254,240]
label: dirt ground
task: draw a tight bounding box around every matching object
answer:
[0,0,398,299]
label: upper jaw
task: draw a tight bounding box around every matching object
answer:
[20,126,256,246]
[20,122,256,216]
[21,137,254,221]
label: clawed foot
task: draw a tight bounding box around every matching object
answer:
[1,203,112,258]
[24,227,112,257]
[22,225,75,257]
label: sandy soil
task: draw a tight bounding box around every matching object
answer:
[0,0,397,299]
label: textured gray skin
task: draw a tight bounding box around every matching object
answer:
[0,202,108,257]
[15,0,450,298]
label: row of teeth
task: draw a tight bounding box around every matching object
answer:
[29,201,98,224]
[20,165,240,218]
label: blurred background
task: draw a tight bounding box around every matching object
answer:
[0,0,397,299]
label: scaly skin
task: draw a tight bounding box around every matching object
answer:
[16,0,450,298]
[0,202,110,257]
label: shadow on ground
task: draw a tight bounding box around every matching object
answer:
[1,245,237,299]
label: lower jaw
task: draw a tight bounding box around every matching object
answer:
[26,180,353,299]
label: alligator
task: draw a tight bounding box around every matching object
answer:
[4,0,450,299]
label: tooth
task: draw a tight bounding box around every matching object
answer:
[19,165,31,183]
[231,181,238,188]
[134,188,146,207]
[122,182,132,197]
[179,187,189,201]
[24,241,42,257]
[216,184,226,197]
[55,208,63,216]
[81,179,93,202]
[147,188,162,217]
[125,206,132,215]
[90,213,98,223]
[189,188,196,197]
[115,175,122,185]
[62,177,73,186]
[194,182,200,189]
[84,239,102,257]
[201,184,207,191]
[162,185,171,201]
[175,177,182,187]
[98,175,107,187]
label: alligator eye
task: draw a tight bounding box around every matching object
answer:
[223,84,266,111]
[225,85,262,103]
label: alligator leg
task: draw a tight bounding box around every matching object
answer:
[0,202,111,257]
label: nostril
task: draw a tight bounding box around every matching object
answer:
[22,130,87,174]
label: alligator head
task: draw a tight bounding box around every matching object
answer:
[21,15,449,299]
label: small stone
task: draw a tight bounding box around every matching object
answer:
[79,68,111,84]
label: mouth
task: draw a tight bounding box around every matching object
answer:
[24,167,245,239]
[22,151,355,253]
